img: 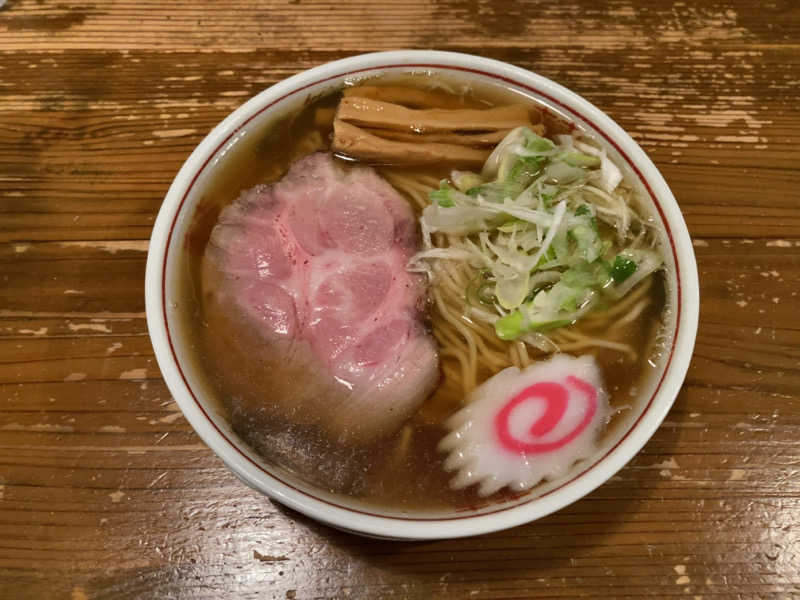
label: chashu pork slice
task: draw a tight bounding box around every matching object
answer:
[202,152,439,443]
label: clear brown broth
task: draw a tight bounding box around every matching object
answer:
[180,75,667,512]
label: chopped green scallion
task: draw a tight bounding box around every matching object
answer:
[611,255,638,283]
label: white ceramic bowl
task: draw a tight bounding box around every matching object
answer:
[145,50,699,540]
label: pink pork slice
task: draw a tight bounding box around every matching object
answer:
[203,152,439,442]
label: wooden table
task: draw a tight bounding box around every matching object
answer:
[2,1,799,598]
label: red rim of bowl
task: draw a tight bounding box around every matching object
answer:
[159,61,682,523]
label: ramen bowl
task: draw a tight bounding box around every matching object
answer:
[145,50,699,540]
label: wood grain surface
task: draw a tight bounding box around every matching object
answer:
[1,1,799,598]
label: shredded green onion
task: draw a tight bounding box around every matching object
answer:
[611,255,638,283]
[407,126,664,343]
